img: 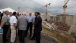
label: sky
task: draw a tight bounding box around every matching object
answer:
[0,0,76,15]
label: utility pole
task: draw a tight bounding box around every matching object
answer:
[18,7,20,13]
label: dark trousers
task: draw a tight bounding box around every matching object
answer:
[2,25,9,43]
[19,30,26,43]
[0,19,1,25]
[6,25,11,39]
[32,30,36,39]
[25,22,32,37]
[36,32,41,43]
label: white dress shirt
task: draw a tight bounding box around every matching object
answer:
[10,16,17,26]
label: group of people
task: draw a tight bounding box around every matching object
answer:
[0,11,42,43]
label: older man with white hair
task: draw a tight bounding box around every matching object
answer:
[22,12,26,16]
[18,13,28,43]
[1,10,9,43]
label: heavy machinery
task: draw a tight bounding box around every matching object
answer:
[63,0,69,24]
[42,3,51,21]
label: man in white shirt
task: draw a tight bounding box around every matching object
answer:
[10,12,17,43]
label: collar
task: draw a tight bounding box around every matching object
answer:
[4,14,7,16]
[37,15,40,17]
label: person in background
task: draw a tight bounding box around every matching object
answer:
[6,12,12,42]
[7,12,11,21]
[25,12,34,39]
[1,11,9,43]
[0,12,1,24]
[0,12,3,21]
[14,12,19,39]
[16,12,20,36]
[9,12,17,43]
[22,12,26,17]
[31,12,42,43]
[16,12,20,19]
[0,11,4,24]
[18,13,28,43]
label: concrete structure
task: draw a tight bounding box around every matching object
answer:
[68,14,76,34]
[42,21,57,30]
[41,14,56,22]
[41,14,51,21]
[40,14,46,21]
[66,15,74,26]
[50,15,56,22]
[56,14,74,26]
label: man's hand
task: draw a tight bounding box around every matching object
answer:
[13,23,17,30]
[32,23,34,27]
[1,21,6,27]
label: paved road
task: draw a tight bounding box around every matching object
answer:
[0,33,57,43]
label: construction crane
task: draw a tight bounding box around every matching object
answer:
[42,3,51,21]
[42,3,51,15]
[63,0,69,24]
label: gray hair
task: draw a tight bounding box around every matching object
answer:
[22,12,26,16]
[4,10,8,13]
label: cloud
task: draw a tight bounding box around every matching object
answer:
[0,0,75,15]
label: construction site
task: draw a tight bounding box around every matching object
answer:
[40,0,76,43]
[0,0,76,43]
